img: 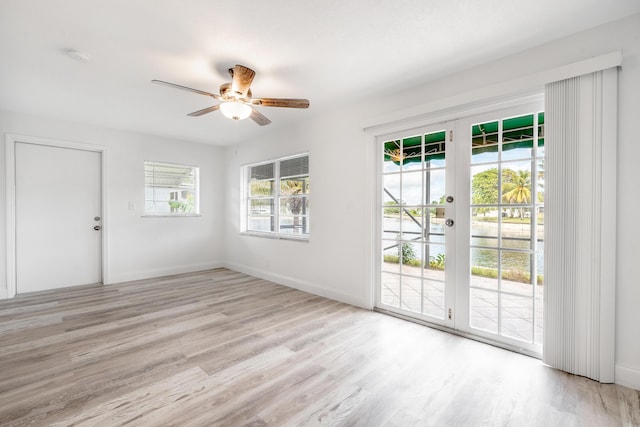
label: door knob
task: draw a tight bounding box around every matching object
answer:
[446,195,454,203]
[445,219,454,227]
[93,225,101,231]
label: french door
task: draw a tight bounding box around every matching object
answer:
[376,100,545,355]
[378,122,457,329]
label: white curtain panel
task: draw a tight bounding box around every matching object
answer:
[543,68,617,383]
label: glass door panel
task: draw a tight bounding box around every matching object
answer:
[378,124,453,325]
[464,107,544,354]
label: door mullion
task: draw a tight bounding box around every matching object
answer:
[453,118,470,331]
[420,132,425,316]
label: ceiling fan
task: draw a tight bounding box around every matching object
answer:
[152,64,309,126]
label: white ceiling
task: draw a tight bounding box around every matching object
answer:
[1,1,639,146]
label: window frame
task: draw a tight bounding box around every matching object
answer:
[143,160,200,217]
[242,153,310,240]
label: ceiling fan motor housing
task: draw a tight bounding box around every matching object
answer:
[220,82,252,101]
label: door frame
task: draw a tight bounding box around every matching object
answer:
[366,92,545,356]
[5,133,109,298]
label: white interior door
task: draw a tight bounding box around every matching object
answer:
[15,142,102,293]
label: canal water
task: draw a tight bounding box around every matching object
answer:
[383,217,544,275]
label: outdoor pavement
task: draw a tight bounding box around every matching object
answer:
[381,262,543,345]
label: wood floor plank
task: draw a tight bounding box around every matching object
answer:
[0,268,638,426]
[48,367,213,427]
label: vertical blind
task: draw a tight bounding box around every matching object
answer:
[543,67,617,382]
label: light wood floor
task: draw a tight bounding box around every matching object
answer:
[0,269,638,426]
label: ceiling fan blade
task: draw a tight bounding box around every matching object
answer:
[152,80,220,100]
[230,65,255,97]
[249,107,272,126]
[187,104,220,117]
[251,98,310,109]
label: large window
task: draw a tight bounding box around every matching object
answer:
[244,154,309,238]
[144,161,199,215]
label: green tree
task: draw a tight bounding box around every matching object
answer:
[250,179,274,196]
[384,201,400,215]
[471,168,499,216]
[400,241,416,264]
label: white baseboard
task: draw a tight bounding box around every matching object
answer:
[615,364,640,391]
[0,286,7,299]
[223,261,368,309]
[106,261,225,285]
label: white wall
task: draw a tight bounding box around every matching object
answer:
[223,113,370,307]
[223,13,640,389]
[0,13,637,390]
[0,110,225,294]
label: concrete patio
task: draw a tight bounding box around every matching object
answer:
[381,262,543,345]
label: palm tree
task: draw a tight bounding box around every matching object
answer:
[281,179,305,212]
[502,169,531,218]
[280,178,308,229]
[537,160,544,203]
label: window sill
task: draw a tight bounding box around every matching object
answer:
[142,214,202,218]
[240,231,309,242]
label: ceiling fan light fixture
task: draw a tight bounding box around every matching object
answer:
[220,101,252,121]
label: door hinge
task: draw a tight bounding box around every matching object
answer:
[449,130,454,142]
[448,308,453,320]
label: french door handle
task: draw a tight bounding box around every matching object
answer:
[445,219,454,227]
[93,226,101,231]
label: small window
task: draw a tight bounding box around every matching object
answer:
[144,161,199,215]
[244,154,309,238]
